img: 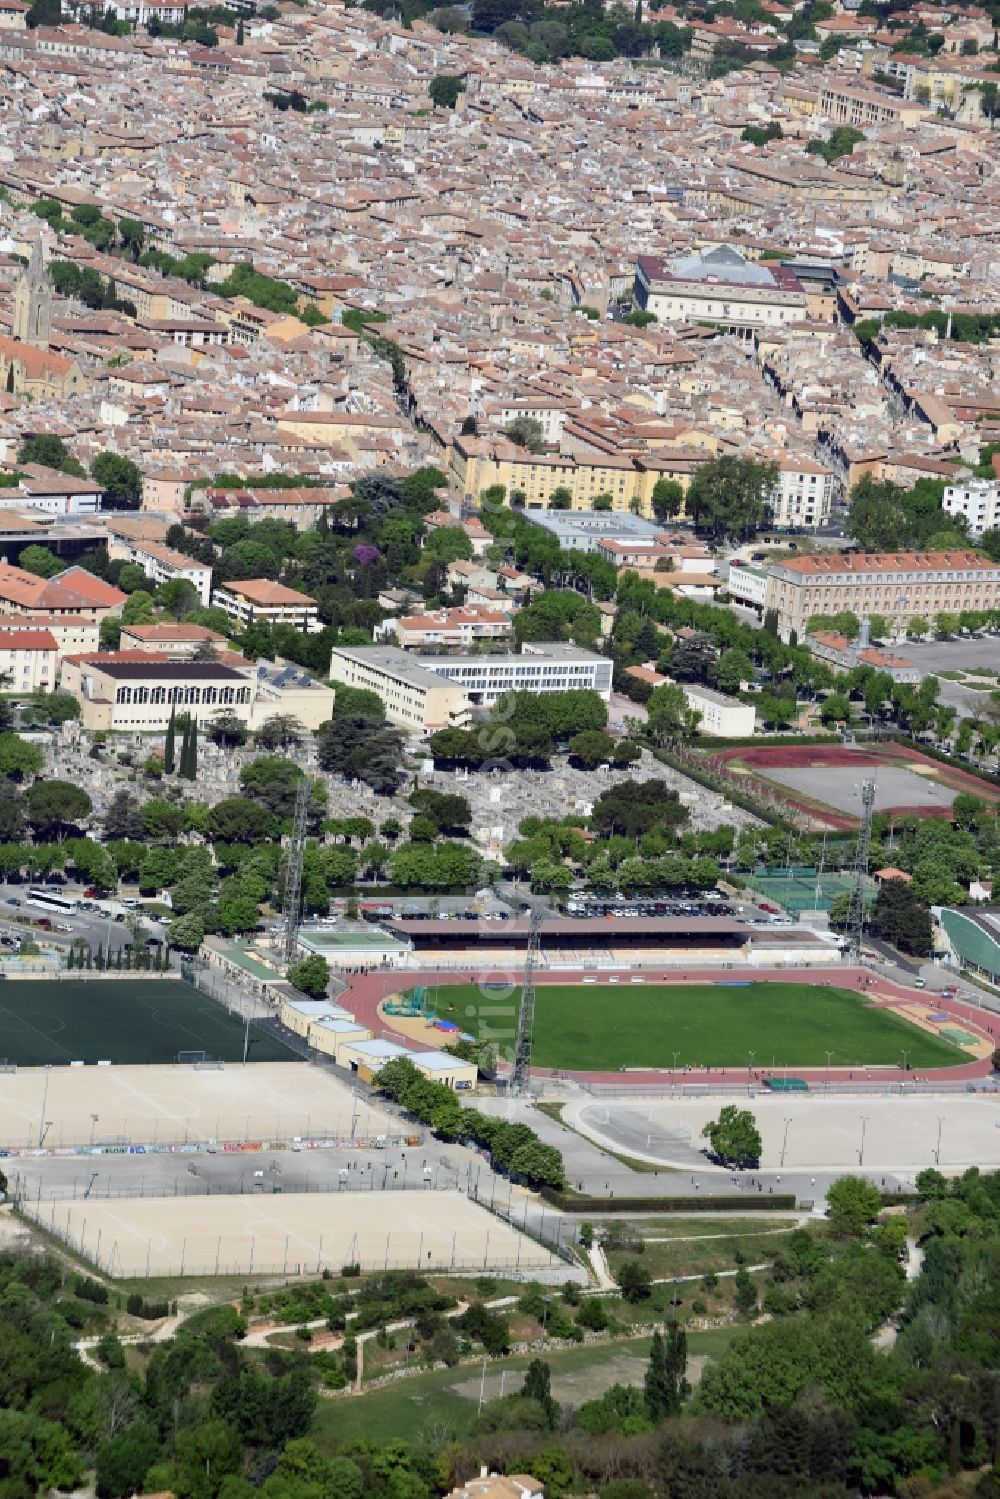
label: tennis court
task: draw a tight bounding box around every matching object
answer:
[743,868,861,913]
[0,979,298,1067]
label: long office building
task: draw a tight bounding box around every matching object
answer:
[329,642,613,732]
[765,550,1000,642]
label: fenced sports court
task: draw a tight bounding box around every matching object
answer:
[742,866,862,913]
[25,1189,556,1278]
[0,1062,394,1151]
[0,979,297,1067]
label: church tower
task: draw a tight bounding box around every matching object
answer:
[13,240,52,350]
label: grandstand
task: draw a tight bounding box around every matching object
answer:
[384,916,843,970]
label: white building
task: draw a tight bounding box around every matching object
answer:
[213,580,321,633]
[106,531,212,606]
[329,641,613,731]
[726,562,769,613]
[106,0,188,25]
[0,466,103,517]
[770,457,835,530]
[378,606,513,652]
[942,479,1000,538]
[681,684,756,738]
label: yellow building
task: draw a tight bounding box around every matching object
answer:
[450,437,706,518]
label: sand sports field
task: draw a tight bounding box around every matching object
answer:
[0,1062,397,1150]
[36,1188,554,1278]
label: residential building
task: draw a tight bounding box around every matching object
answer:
[106,527,213,606]
[942,479,1000,538]
[446,1472,543,1499]
[765,551,1000,642]
[118,623,230,657]
[681,684,756,738]
[817,82,927,127]
[806,628,920,684]
[634,247,808,334]
[0,564,126,623]
[422,641,613,709]
[769,457,835,530]
[0,628,58,692]
[0,613,99,658]
[379,606,513,651]
[212,580,321,633]
[106,0,188,24]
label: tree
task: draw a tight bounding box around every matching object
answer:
[869,878,933,956]
[522,1358,558,1428]
[820,692,852,726]
[567,729,615,767]
[615,1260,652,1303]
[168,912,205,951]
[702,1105,762,1168]
[0,732,44,781]
[428,73,464,107]
[287,954,330,997]
[18,544,60,578]
[95,1422,160,1498]
[651,477,684,522]
[684,456,777,541]
[646,682,689,745]
[25,779,91,837]
[825,1175,881,1236]
[121,590,155,626]
[645,1325,688,1421]
[92,452,142,508]
[206,711,248,748]
[163,706,177,775]
[17,433,85,475]
[713,648,754,694]
[256,715,304,751]
[505,416,545,452]
[207,797,277,845]
[733,1266,758,1316]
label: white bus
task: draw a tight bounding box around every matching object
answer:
[26,888,79,915]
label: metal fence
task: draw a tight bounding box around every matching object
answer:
[577,1079,1000,1099]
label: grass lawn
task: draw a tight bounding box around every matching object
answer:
[311,1328,739,1447]
[430,981,962,1071]
[604,1229,797,1281]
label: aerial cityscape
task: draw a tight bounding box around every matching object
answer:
[0,0,999,1493]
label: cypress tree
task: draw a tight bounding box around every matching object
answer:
[187,718,198,780]
[164,706,176,774]
[5,364,13,394]
[235,16,244,43]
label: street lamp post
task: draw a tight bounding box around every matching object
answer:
[89,1114,98,1147]
[900,1048,910,1077]
[781,1116,792,1168]
[935,1115,944,1166]
[858,1115,869,1168]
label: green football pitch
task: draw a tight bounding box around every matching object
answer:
[432,981,964,1072]
[0,980,300,1067]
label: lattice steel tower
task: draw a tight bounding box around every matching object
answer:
[510,900,543,1096]
[847,778,877,964]
[282,777,311,968]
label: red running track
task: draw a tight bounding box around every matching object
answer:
[335,967,997,1087]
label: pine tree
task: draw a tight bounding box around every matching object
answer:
[164,706,176,774]
[183,719,198,781]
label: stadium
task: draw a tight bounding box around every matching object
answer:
[338,967,996,1087]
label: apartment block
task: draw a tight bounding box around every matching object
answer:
[379,606,513,652]
[0,628,57,692]
[107,533,212,606]
[770,458,835,530]
[765,551,1000,641]
[212,580,320,633]
[942,479,1000,538]
[681,684,756,738]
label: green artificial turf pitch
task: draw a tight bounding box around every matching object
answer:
[0,980,299,1067]
[434,981,963,1071]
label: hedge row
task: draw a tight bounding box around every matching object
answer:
[540,1190,798,1214]
[649,746,792,830]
